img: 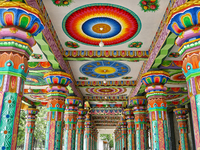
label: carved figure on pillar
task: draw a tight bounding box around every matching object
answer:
[174,108,189,150]
[131,96,147,150]
[64,95,82,150]
[24,106,39,150]
[0,2,44,149]
[85,113,92,150]
[141,70,170,150]
[124,108,135,150]
[44,71,72,150]
[75,108,87,150]
[167,1,200,149]
[120,115,127,150]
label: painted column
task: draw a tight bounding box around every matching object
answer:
[0,2,44,149]
[64,96,82,150]
[44,71,72,150]
[141,70,170,150]
[85,114,92,150]
[131,96,147,150]
[114,130,117,150]
[75,108,87,150]
[174,108,189,150]
[24,107,39,150]
[118,127,122,150]
[124,108,135,150]
[120,115,127,150]
[146,113,151,149]
[167,1,200,149]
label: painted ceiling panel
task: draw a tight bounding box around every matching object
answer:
[43,0,170,50]
[69,60,144,81]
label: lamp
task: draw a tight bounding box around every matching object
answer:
[99,27,104,47]
[28,86,31,93]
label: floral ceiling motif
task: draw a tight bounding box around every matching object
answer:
[80,61,130,79]
[62,3,141,46]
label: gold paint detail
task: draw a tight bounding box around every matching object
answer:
[92,24,111,33]
[94,66,116,75]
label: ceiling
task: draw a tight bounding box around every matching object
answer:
[21,0,188,129]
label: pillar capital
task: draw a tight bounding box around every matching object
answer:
[44,71,72,99]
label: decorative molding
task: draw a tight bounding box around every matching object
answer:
[84,96,128,102]
[76,80,136,87]
[64,50,149,61]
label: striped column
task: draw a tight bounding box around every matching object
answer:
[44,71,72,150]
[124,108,135,150]
[167,1,200,149]
[24,107,39,150]
[131,96,147,150]
[141,70,170,150]
[174,108,189,150]
[75,108,87,150]
[64,96,82,150]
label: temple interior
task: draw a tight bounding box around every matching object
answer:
[0,0,200,150]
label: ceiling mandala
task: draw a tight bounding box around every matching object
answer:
[62,3,141,47]
[80,61,130,79]
[86,87,127,96]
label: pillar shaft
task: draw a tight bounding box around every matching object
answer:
[24,108,39,150]
[44,72,72,150]
[174,108,189,150]
[124,108,135,150]
[0,2,44,149]
[167,1,200,149]
[120,115,127,149]
[75,109,87,150]
[64,96,82,150]
[141,71,170,150]
[85,114,92,150]
[131,96,147,150]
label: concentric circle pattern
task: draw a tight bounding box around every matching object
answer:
[80,61,130,78]
[62,3,141,46]
[86,87,127,95]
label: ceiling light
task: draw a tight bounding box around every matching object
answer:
[99,41,104,47]
[103,78,106,84]
[28,86,31,93]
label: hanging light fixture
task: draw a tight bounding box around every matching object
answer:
[28,86,31,93]
[99,27,104,47]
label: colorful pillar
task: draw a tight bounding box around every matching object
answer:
[114,130,118,150]
[44,71,72,150]
[85,114,92,150]
[64,95,82,150]
[75,108,87,150]
[131,96,147,150]
[0,2,44,149]
[124,108,135,150]
[24,107,39,150]
[120,115,127,150]
[174,108,189,150]
[141,70,170,150]
[146,113,151,149]
[167,1,200,149]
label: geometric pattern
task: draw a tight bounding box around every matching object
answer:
[80,61,130,79]
[62,3,141,46]
[86,87,127,96]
